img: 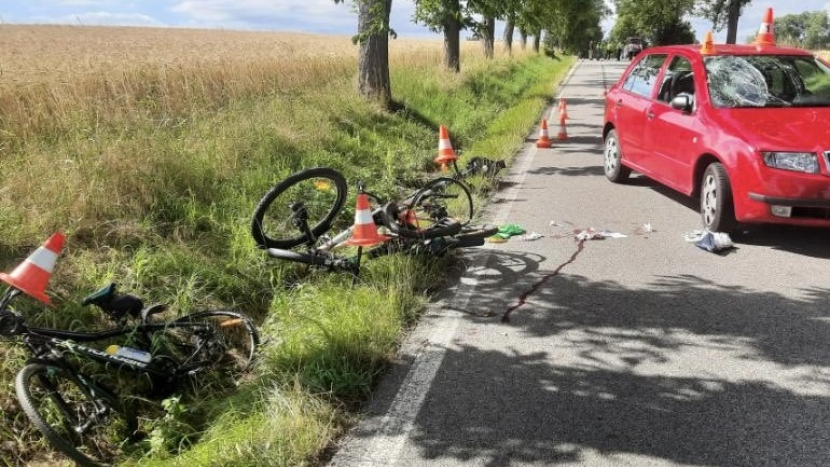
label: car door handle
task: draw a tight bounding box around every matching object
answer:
[646,110,655,120]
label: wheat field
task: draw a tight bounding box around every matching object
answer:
[0,25,450,89]
[0,25,483,141]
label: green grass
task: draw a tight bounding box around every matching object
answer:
[0,52,574,467]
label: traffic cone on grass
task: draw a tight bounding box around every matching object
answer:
[0,233,65,305]
[536,119,553,148]
[345,192,389,247]
[434,125,459,173]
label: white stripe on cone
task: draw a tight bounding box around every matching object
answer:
[355,208,373,225]
[439,140,452,150]
[26,247,58,273]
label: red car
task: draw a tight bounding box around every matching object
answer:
[602,41,830,232]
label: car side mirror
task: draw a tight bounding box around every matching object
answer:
[671,95,693,113]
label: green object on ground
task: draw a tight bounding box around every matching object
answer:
[494,223,526,239]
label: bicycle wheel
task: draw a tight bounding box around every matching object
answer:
[252,167,348,249]
[16,362,137,467]
[164,310,259,381]
[394,177,474,238]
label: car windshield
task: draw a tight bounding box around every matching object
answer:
[705,55,830,108]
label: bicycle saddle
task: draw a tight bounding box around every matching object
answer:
[83,282,144,321]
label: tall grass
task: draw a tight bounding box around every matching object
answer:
[0,25,574,467]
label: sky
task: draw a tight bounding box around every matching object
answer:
[2,1,830,44]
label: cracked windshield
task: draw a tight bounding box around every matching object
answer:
[705,55,830,108]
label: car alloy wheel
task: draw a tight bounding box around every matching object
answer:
[700,162,737,233]
[604,129,631,183]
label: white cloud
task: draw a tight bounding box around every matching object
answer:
[33,11,163,27]
[53,0,119,6]
[171,0,356,30]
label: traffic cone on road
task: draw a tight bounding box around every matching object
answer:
[434,125,459,173]
[560,99,569,121]
[556,113,569,141]
[344,192,390,247]
[536,119,553,148]
[0,233,65,305]
[754,8,775,47]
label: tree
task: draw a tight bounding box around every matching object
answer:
[539,0,606,55]
[334,0,395,106]
[413,0,467,72]
[468,0,508,59]
[611,0,695,45]
[503,16,515,54]
[774,11,830,49]
[652,16,696,45]
[696,0,752,44]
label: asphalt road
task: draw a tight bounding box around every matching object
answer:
[329,59,830,467]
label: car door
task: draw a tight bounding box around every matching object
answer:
[615,53,669,167]
[645,54,702,193]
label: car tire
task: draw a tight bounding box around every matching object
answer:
[700,162,737,233]
[604,129,631,183]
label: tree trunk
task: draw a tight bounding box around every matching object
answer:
[482,16,495,58]
[357,0,392,106]
[520,29,528,49]
[504,17,514,55]
[443,17,461,72]
[725,0,740,44]
[533,33,541,53]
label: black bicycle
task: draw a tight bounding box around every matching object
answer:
[0,282,259,467]
[399,156,507,190]
[250,167,497,273]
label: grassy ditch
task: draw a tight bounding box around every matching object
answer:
[0,34,574,466]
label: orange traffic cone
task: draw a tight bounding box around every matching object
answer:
[556,113,569,141]
[434,125,459,173]
[0,233,65,305]
[557,97,565,119]
[700,31,716,55]
[754,8,775,46]
[345,192,390,247]
[536,119,553,148]
[560,99,569,121]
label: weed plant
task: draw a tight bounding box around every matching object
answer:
[0,27,574,467]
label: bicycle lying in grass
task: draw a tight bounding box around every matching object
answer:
[397,156,507,190]
[250,166,498,274]
[0,282,259,467]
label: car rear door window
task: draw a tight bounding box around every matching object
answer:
[623,54,668,98]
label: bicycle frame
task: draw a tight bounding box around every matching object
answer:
[1,288,218,381]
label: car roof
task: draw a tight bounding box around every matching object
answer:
[643,43,813,58]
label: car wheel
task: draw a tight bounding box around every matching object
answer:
[700,162,737,232]
[604,129,631,183]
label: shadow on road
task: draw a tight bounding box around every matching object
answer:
[397,249,830,467]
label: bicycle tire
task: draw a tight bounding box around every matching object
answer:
[392,177,474,239]
[16,362,137,467]
[251,167,348,249]
[165,310,260,382]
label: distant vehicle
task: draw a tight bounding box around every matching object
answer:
[602,40,830,233]
[623,37,644,60]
